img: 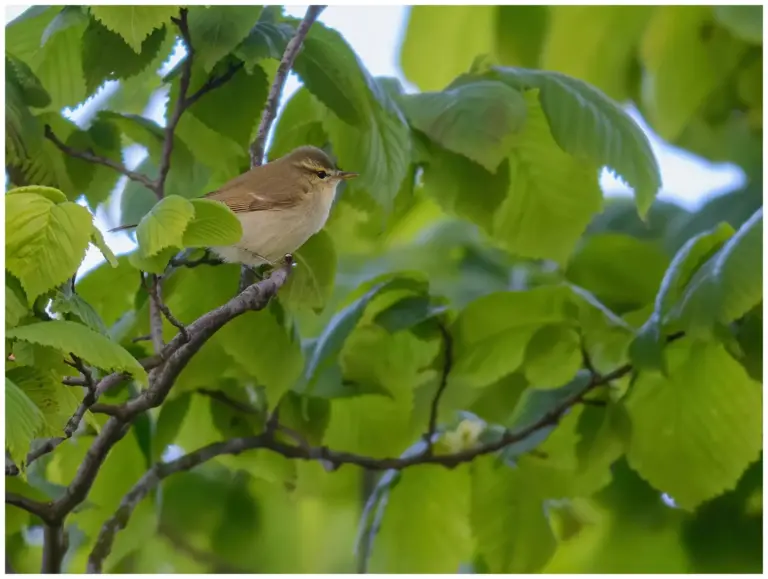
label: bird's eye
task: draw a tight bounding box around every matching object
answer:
[316,170,328,179]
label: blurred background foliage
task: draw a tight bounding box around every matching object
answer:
[5,4,763,574]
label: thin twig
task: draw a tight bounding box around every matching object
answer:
[184,61,244,109]
[155,8,193,198]
[249,5,326,166]
[64,355,97,437]
[5,493,53,523]
[423,322,453,455]
[147,274,189,343]
[196,388,260,415]
[43,125,158,193]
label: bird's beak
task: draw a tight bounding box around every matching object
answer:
[337,171,359,180]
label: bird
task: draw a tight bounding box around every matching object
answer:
[112,146,358,267]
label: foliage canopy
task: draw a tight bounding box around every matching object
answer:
[4,4,763,574]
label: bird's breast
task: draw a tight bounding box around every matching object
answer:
[231,184,337,262]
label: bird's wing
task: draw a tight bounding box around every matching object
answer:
[204,164,307,213]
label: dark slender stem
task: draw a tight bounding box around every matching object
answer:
[196,388,260,415]
[156,8,193,198]
[184,62,244,109]
[424,322,453,454]
[5,493,52,523]
[43,125,158,194]
[148,274,189,343]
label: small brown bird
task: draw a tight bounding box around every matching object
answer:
[113,146,358,266]
[206,146,357,266]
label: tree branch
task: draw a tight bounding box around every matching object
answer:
[5,493,53,524]
[86,343,648,572]
[248,5,326,166]
[46,261,294,528]
[43,125,158,193]
[41,523,66,573]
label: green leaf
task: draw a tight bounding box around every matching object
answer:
[6,377,46,466]
[81,18,167,94]
[451,286,572,389]
[6,194,93,304]
[90,226,118,267]
[293,21,375,126]
[268,87,328,160]
[492,68,661,216]
[566,233,671,312]
[400,6,496,91]
[324,80,411,213]
[6,277,29,329]
[185,64,268,153]
[216,310,304,406]
[369,465,472,573]
[8,320,148,385]
[523,324,582,388]
[630,223,735,371]
[280,230,337,313]
[493,90,603,263]
[421,143,508,233]
[89,5,178,53]
[63,119,125,208]
[40,6,86,47]
[6,185,67,204]
[401,80,527,172]
[187,6,263,72]
[471,456,557,572]
[626,339,762,510]
[640,6,749,141]
[234,12,295,71]
[182,199,243,248]
[8,365,99,435]
[51,289,109,335]
[299,279,418,394]
[714,6,762,44]
[128,246,179,275]
[76,255,142,327]
[541,6,654,101]
[494,6,550,68]
[374,295,447,334]
[27,10,88,110]
[672,208,762,337]
[136,195,195,258]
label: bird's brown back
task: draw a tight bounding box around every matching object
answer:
[204,160,310,213]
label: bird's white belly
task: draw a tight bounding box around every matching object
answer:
[211,194,333,266]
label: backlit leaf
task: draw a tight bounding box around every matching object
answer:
[402,80,527,172]
[493,91,603,263]
[136,195,195,257]
[90,5,177,53]
[626,340,762,510]
[8,320,147,384]
[6,193,93,304]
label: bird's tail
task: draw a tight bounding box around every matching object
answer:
[108,223,138,233]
